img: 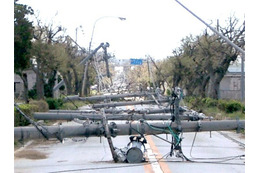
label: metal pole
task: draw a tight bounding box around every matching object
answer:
[89,16,126,52]
[174,0,245,55]
[174,0,245,101]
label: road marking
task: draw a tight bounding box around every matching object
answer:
[145,142,163,173]
[143,157,155,173]
[145,135,172,173]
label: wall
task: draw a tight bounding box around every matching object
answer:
[219,72,241,100]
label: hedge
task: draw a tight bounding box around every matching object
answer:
[14,100,49,127]
[45,98,63,110]
[184,97,245,114]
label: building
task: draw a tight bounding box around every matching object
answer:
[14,69,36,98]
[219,61,244,100]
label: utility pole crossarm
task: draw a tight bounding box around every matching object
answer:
[78,43,104,66]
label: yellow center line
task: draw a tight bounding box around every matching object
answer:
[145,135,172,173]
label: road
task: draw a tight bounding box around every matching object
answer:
[14,104,245,173]
[14,124,244,173]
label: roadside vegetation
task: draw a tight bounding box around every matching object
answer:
[14,98,88,127]
[183,97,245,120]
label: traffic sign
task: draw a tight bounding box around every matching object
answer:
[130,59,143,65]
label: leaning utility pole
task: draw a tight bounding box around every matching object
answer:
[174,0,245,102]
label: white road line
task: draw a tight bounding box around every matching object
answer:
[145,143,163,173]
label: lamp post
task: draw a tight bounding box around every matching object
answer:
[81,16,126,96]
[88,16,126,52]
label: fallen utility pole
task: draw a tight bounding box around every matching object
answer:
[92,99,169,108]
[63,92,155,102]
[14,120,245,139]
[48,107,186,114]
[33,112,205,121]
[14,120,244,140]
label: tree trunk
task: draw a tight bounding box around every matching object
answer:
[36,70,45,100]
[207,72,219,99]
[197,75,210,97]
[72,67,79,95]
[63,72,73,95]
[20,73,29,103]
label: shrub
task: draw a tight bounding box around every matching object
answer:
[217,99,227,111]
[46,98,63,110]
[60,101,87,110]
[29,100,49,112]
[14,104,38,127]
[224,100,243,113]
[185,97,245,114]
[202,97,218,107]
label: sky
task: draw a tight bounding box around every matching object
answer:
[18,0,245,60]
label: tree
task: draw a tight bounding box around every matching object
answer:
[14,0,34,103]
[31,17,64,99]
[125,61,151,92]
[158,16,245,99]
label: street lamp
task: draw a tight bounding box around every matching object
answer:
[88,16,126,52]
[81,16,126,96]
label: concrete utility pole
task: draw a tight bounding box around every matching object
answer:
[63,92,154,101]
[174,0,245,102]
[14,120,244,140]
[33,112,205,121]
[48,107,186,114]
[80,16,126,96]
[92,99,169,108]
[53,43,104,93]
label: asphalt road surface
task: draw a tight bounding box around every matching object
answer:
[14,104,245,173]
[14,124,245,173]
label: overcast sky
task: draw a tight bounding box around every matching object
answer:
[18,0,245,60]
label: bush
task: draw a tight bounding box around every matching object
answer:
[14,104,38,127]
[60,101,87,110]
[224,100,243,113]
[185,96,245,115]
[217,99,244,113]
[202,97,218,107]
[29,100,49,112]
[46,98,63,109]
